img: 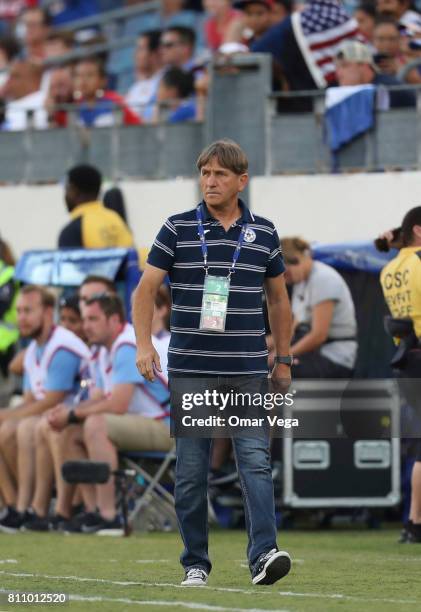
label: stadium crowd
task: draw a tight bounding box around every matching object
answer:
[1,0,421,129]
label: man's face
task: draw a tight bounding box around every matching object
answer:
[244,3,272,37]
[335,59,365,86]
[376,0,402,18]
[49,67,73,103]
[3,62,36,100]
[0,48,8,71]
[16,291,47,339]
[64,179,77,212]
[373,23,400,56]
[74,61,104,99]
[79,282,113,312]
[160,32,189,68]
[354,10,375,41]
[21,9,48,46]
[82,302,111,345]
[45,39,70,60]
[199,157,248,208]
[59,306,83,338]
[157,81,178,105]
[135,36,153,72]
[284,258,307,285]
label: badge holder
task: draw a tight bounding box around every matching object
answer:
[200,275,230,332]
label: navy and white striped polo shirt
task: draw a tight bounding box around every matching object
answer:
[147,200,285,375]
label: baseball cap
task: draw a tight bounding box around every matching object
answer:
[335,40,376,70]
[233,0,274,9]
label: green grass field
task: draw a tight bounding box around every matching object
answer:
[0,528,420,612]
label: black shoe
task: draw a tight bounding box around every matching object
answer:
[252,548,291,585]
[48,513,71,532]
[81,513,124,536]
[398,521,412,543]
[0,507,25,534]
[21,510,50,532]
[63,511,99,534]
[407,522,421,543]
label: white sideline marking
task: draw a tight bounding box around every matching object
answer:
[0,589,286,612]
[70,594,291,612]
[0,571,418,606]
[0,560,17,565]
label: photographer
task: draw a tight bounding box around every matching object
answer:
[281,237,358,379]
[378,207,421,543]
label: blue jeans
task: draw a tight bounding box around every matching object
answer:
[174,433,277,574]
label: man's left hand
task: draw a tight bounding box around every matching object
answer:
[47,404,69,432]
[270,363,291,393]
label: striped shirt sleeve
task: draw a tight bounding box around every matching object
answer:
[147,218,178,272]
[265,228,285,277]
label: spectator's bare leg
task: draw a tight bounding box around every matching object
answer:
[410,461,421,524]
[83,414,117,520]
[31,417,54,517]
[16,416,40,512]
[0,419,19,505]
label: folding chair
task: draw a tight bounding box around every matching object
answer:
[119,445,177,532]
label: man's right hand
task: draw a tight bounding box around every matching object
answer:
[136,345,162,382]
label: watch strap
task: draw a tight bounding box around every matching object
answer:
[274,355,293,366]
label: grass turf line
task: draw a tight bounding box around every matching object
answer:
[0,529,419,612]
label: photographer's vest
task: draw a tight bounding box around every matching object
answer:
[0,262,18,353]
[97,323,170,419]
[24,325,91,401]
[380,246,421,338]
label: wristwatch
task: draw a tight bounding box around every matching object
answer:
[67,409,80,425]
[274,355,293,367]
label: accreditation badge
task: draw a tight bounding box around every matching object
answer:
[200,275,230,331]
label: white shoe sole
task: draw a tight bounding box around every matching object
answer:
[0,524,20,534]
[95,528,124,537]
[252,551,291,585]
[181,580,208,587]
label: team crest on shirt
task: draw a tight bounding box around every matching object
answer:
[244,228,256,243]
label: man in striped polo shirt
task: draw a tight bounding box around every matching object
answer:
[133,139,293,587]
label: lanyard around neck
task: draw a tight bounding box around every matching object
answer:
[196,205,247,279]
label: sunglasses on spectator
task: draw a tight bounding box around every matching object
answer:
[79,291,114,303]
[160,41,179,48]
[84,293,120,307]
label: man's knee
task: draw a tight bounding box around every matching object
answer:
[16,417,39,447]
[35,416,50,443]
[83,414,108,446]
[0,418,19,448]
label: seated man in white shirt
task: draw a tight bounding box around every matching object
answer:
[40,293,171,535]
[1,60,47,130]
[125,30,163,122]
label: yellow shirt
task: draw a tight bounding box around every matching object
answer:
[380,246,421,337]
[70,201,134,249]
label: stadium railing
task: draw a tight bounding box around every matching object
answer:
[53,1,160,34]
[2,54,421,182]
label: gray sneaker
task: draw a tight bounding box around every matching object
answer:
[181,567,208,587]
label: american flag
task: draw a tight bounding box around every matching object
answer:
[292,0,361,88]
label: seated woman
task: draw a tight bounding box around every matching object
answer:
[281,237,358,378]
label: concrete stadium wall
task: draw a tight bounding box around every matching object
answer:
[251,171,421,243]
[3,171,421,258]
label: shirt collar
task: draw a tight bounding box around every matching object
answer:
[199,199,254,225]
[70,200,103,219]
